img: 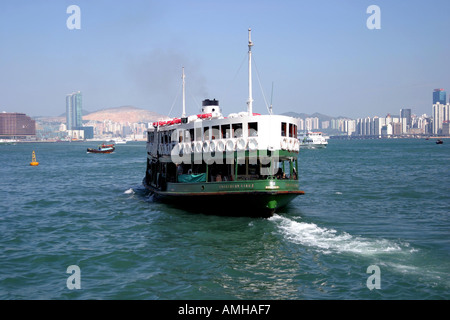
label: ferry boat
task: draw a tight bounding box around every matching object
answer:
[298,131,328,149]
[143,29,304,216]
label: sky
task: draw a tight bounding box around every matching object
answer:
[0,0,449,119]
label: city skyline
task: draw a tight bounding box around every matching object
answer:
[1,1,449,119]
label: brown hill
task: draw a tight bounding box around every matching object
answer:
[83,106,167,123]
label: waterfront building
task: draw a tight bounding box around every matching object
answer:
[66,91,82,130]
[67,129,84,140]
[77,126,94,139]
[442,121,450,136]
[356,117,381,136]
[433,89,446,105]
[381,123,393,137]
[298,118,304,131]
[392,122,403,136]
[341,119,356,136]
[0,112,36,139]
[432,102,450,135]
[373,117,386,137]
[330,119,339,130]
[305,117,319,131]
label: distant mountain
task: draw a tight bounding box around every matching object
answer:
[83,106,167,123]
[282,111,350,121]
[282,112,311,119]
[58,109,92,117]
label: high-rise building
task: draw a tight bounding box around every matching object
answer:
[373,116,386,137]
[400,108,412,128]
[433,89,446,105]
[432,102,450,135]
[0,112,36,139]
[66,91,82,130]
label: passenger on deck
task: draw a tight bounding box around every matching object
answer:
[276,168,283,179]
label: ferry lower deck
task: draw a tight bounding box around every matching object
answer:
[144,150,304,216]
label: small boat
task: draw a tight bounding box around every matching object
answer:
[436,139,443,144]
[87,144,115,153]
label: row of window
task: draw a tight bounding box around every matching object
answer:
[281,122,298,138]
[148,122,298,144]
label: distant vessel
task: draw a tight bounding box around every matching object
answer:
[143,29,304,216]
[0,139,18,145]
[87,144,115,154]
[111,139,127,144]
[436,139,443,144]
[298,131,328,149]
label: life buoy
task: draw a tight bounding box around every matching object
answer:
[281,138,288,150]
[184,142,192,154]
[248,138,258,151]
[197,113,212,119]
[237,138,246,151]
[293,139,299,151]
[203,141,210,153]
[288,138,295,151]
[195,142,202,153]
[225,139,235,152]
[217,140,225,153]
[209,141,216,153]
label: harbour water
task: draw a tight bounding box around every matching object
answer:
[0,139,448,300]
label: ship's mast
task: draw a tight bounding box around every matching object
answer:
[247,28,254,116]
[270,82,274,115]
[182,67,186,118]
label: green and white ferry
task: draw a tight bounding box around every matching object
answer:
[143,29,304,216]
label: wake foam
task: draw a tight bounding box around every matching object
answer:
[270,215,409,255]
[124,188,135,195]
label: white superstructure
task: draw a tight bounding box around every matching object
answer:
[298,131,328,149]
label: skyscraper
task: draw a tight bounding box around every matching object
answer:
[432,102,450,135]
[66,91,82,130]
[400,108,412,128]
[433,89,446,105]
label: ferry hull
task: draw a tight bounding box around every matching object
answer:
[143,179,304,217]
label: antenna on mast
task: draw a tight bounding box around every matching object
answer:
[182,67,186,118]
[269,82,274,115]
[247,28,254,116]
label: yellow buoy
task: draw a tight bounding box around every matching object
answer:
[30,151,39,166]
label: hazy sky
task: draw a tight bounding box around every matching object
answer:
[1,0,449,119]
